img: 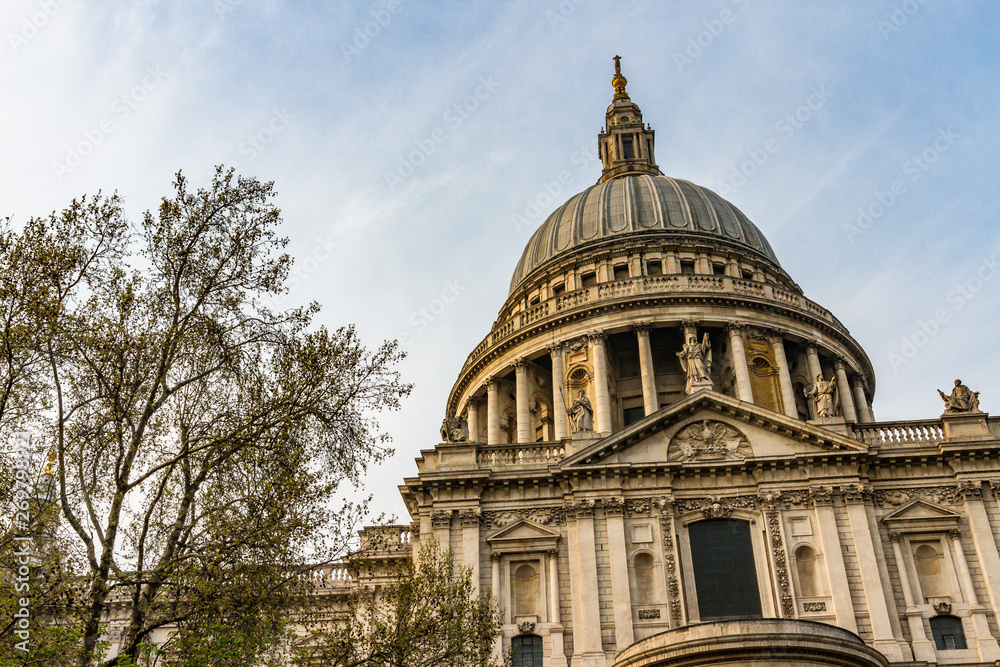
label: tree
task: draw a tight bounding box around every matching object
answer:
[294,543,503,667]
[0,167,410,666]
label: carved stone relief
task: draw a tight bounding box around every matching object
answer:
[667,420,752,462]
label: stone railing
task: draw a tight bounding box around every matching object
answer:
[465,274,845,372]
[312,563,354,588]
[358,525,413,553]
[477,443,567,467]
[852,420,944,446]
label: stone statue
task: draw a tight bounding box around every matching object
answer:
[938,379,981,413]
[440,414,468,442]
[676,332,712,394]
[806,374,837,418]
[567,390,594,432]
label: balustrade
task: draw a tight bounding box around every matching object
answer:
[852,420,944,445]
[477,443,566,467]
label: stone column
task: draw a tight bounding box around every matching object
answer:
[550,345,569,440]
[491,552,503,661]
[635,323,658,417]
[769,331,798,419]
[466,397,481,442]
[834,359,858,422]
[547,550,568,667]
[590,332,612,435]
[431,510,451,551]
[728,324,754,402]
[567,502,603,665]
[961,483,1000,659]
[811,492,857,633]
[460,509,481,594]
[805,344,823,381]
[515,359,531,444]
[851,376,875,423]
[604,498,634,649]
[843,487,907,661]
[487,377,500,445]
[889,532,936,662]
[949,527,1000,659]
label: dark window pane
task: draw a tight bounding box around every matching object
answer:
[689,519,762,620]
[623,406,645,426]
[622,137,635,159]
[930,616,967,650]
[513,635,543,667]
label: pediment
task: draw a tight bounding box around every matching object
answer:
[561,390,867,468]
[881,499,962,526]
[487,519,560,555]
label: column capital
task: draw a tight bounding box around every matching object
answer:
[459,508,482,528]
[588,330,606,344]
[727,322,745,334]
[681,319,701,331]
[466,395,481,408]
[765,326,786,340]
[833,358,847,371]
[431,509,452,529]
[888,531,902,543]
[948,528,963,540]
[634,321,652,336]
[602,496,625,516]
[547,342,565,354]
[486,375,498,389]
[514,357,528,371]
[490,551,502,562]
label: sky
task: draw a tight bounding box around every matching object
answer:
[3,0,999,522]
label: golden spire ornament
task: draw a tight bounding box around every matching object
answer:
[612,55,628,99]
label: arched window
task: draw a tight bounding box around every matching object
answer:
[929,615,967,650]
[688,519,762,620]
[512,634,543,667]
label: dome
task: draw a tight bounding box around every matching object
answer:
[509,174,779,295]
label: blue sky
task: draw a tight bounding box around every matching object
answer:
[3,0,999,520]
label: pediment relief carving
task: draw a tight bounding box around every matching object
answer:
[486,518,561,543]
[561,391,866,468]
[881,498,962,527]
[667,419,752,462]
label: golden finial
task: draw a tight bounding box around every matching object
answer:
[612,55,628,100]
[44,449,56,475]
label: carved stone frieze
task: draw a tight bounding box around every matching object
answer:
[674,495,756,519]
[626,498,652,516]
[667,420,752,462]
[637,608,660,619]
[871,486,964,508]
[484,507,563,528]
[933,601,952,615]
[803,602,827,612]
[517,620,535,635]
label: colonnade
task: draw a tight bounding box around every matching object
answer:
[467,324,873,444]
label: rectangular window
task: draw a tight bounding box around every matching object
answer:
[580,272,597,288]
[552,283,565,296]
[712,263,726,276]
[613,264,629,280]
[689,519,762,621]
[623,406,645,426]
[680,260,695,274]
[646,260,662,275]
[529,295,540,306]
[622,136,635,159]
[741,269,754,280]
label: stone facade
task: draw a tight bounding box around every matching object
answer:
[385,61,1000,667]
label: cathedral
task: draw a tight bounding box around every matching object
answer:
[351,59,1000,667]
